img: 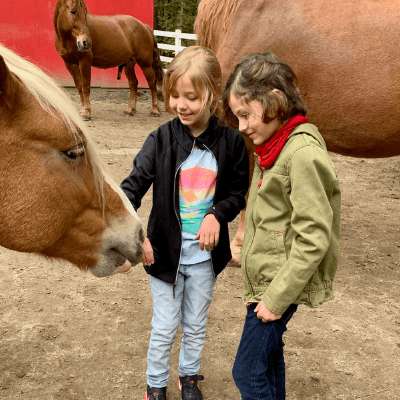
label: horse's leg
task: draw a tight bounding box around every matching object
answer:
[78,58,92,121]
[63,61,86,114]
[123,61,138,116]
[230,208,246,267]
[140,64,161,117]
[230,135,255,267]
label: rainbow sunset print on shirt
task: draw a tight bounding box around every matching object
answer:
[179,165,217,235]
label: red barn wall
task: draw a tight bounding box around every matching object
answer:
[0,0,154,88]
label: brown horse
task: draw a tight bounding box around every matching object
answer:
[0,43,144,277]
[53,0,164,120]
[195,0,400,265]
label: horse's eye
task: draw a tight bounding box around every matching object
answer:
[71,10,76,15]
[62,143,85,160]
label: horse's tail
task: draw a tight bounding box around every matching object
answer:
[146,25,164,90]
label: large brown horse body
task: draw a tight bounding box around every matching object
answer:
[195,0,400,264]
[54,0,164,120]
[0,44,144,277]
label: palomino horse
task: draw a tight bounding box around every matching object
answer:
[0,44,144,277]
[53,0,164,120]
[195,0,400,265]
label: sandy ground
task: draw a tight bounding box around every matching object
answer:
[1,89,399,400]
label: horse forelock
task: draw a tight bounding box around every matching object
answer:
[0,44,106,207]
[195,0,241,48]
[77,0,88,15]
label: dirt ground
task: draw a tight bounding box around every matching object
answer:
[1,89,399,400]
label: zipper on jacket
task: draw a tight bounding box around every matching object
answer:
[243,154,262,297]
[256,154,264,188]
[203,143,218,278]
[172,143,196,297]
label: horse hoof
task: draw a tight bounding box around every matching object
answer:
[150,111,160,117]
[123,111,135,116]
[227,258,241,268]
[81,115,91,121]
[229,246,242,268]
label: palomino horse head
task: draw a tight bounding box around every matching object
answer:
[55,0,92,52]
[0,44,144,277]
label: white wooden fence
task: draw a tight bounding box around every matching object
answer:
[154,29,198,67]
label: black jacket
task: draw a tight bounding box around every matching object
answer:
[121,116,249,283]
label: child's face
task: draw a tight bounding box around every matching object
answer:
[169,73,210,137]
[228,94,284,146]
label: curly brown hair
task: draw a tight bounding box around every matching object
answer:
[222,52,307,128]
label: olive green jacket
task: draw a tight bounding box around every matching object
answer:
[241,123,341,314]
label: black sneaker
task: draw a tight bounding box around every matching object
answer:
[178,375,204,400]
[144,385,167,400]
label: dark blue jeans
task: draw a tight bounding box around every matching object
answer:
[232,303,298,400]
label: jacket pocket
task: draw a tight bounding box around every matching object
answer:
[245,230,288,287]
[274,230,287,267]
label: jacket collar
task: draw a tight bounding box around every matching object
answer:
[172,115,221,153]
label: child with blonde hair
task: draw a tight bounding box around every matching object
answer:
[121,45,249,400]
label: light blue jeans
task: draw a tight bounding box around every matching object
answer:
[146,260,217,388]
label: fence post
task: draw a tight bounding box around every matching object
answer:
[175,29,182,55]
[154,30,197,69]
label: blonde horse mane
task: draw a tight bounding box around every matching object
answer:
[0,44,106,206]
[194,0,242,48]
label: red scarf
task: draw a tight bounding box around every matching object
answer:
[255,115,308,187]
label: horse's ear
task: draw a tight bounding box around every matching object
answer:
[0,55,24,112]
[0,55,10,95]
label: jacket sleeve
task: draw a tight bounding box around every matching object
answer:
[206,131,249,223]
[120,132,157,211]
[262,144,339,314]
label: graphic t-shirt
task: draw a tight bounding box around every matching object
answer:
[179,147,218,264]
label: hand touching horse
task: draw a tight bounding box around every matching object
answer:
[0,44,144,277]
[54,0,164,120]
[195,0,400,265]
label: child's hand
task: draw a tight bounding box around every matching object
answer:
[195,213,220,251]
[142,237,154,266]
[255,301,282,322]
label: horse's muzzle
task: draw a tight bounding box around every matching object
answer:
[77,39,92,52]
[89,218,145,278]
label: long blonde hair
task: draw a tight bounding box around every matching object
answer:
[0,44,106,206]
[162,46,223,119]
